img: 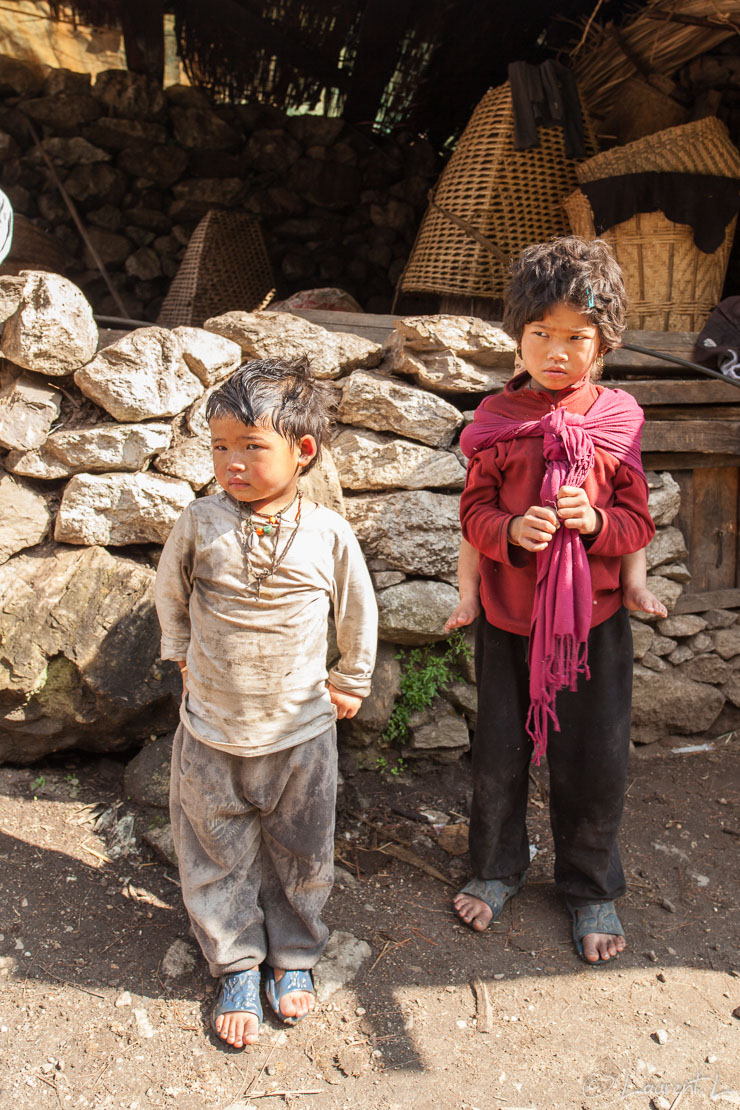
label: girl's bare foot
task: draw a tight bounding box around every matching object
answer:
[581,931,626,963]
[622,584,668,618]
[453,891,492,931]
[445,597,481,632]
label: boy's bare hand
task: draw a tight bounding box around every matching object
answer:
[327,683,362,720]
[177,660,188,700]
[556,486,601,536]
[508,506,559,551]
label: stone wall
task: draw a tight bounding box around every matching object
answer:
[0,58,439,319]
[0,269,737,767]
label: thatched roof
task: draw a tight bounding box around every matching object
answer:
[47,1,739,142]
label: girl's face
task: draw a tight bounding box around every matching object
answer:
[520,302,603,396]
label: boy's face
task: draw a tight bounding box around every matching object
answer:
[520,302,602,396]
[209,414,316,514]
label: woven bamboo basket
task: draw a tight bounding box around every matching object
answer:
[157,209,275,328]
[398,80,598,301]
[564,117,740,331]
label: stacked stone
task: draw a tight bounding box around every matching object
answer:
[0,58,440,318]
[0,270,737,768]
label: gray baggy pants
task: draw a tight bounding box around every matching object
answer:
[170,721,337,978]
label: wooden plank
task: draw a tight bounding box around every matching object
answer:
[607,329,698,371]
[641,421,740,454]
[685,468,738,591]
[292,309,397,344]
[613,379,740,406]
[643,452,740,470]
[674,587,740,613]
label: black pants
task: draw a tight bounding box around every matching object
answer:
[471,608,633,905]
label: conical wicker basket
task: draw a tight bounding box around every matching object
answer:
[398,80,598,302]
[564,117,740,332]
[157,209,275,329]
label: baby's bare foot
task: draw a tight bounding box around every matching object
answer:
[444,597,481,632]
[581,931,626,964]
[623,585,668,618]
[453,892,492,931]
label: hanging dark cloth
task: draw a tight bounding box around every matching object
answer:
[508,60,587,159]
[580,172,740,254]
[694,296,740,378]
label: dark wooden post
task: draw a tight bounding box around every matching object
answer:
[119,0,165,81]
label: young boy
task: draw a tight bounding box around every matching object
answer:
[451,237,657,965]
[155,358,377,1047]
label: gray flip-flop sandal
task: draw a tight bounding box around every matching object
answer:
[456,873,526,929]
[566,899,624,966]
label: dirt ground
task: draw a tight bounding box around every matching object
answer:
[0,736,738,1110]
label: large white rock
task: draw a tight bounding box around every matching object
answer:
[0,276,24,327]
[646,526,688,571]
[631,665,725,744]
[646,471,681,527]
[153,421,213,490]
[55,472,194,546]
[204,310,381,379]
[332,427,465,490]
[0,367,62,451]
[6,422,173,478]
[376,579,460,644]
[338,371,462,448]
[384,331,511,394]
[407,699,470,753]
[1,271,98,375]
[0,544,181,762]
[345,490,461,577]
[0,474,51,563]
[313,930,371,1003]
[393,314,516,367]
[75,327,203,421]
[299,447,345,514]
[172,326,242,386]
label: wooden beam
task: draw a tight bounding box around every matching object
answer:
[641,421,740,454]
[674,588,740,614]
[615,379,740,406]
[643,452,740,470]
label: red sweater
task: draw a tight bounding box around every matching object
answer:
[460,374,656,636]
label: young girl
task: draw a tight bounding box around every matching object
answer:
[452,237,657,965]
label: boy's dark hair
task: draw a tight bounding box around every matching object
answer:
[205,356,329,472]
[503,236,627,351]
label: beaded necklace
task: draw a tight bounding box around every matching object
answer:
[238,491,302,598]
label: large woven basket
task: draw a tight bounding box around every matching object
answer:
[157,210,275,328]
[564,117,740,331]
[398,80,598,301]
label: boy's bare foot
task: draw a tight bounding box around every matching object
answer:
[444,597,481,632]
[622,585,668,618]
[212,967,261,1048]
[453,891,493,931]
[271,968,315,1021]
[214,1009,260,1048]
[581,931,626,964]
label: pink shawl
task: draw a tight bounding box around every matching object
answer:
[460,385,646,763]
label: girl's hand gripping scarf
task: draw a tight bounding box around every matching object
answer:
[460,387,647,764]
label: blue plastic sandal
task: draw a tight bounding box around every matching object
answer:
[566,899,624,966]
[264,967,314,1025]
[211,968,262,1044]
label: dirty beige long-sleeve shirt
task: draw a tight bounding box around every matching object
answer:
[155,491,377,756]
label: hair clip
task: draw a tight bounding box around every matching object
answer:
[586,285,595,309]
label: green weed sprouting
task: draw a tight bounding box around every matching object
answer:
[381,629,471,748]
